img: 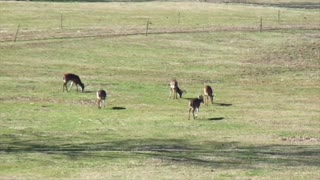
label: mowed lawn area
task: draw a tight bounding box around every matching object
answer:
[0,1,319,179]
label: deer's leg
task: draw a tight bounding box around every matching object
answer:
[97,99,102,109]
[188,108,192,120]
[206,96,209,105]
[192,109,196,119]
[195,108,199,119]
[100,100,103,109]
[63,83,67,92]
[100,99,105,108]
[97,99,101,109]
[68,81,74,91]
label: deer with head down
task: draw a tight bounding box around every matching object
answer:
[169,79,186,99]
[63,73,85,92]
[96,89,107,109]
[203,85,214,105]
[188,95,204,120]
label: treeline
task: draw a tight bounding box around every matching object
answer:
[10,0,155,2]
[15,0,158,2]
[9,0,320,9]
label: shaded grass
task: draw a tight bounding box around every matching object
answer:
[1,136,319,178]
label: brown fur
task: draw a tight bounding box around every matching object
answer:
[188,95,204,120]
[203,85,214,105]
[63,73,85,92]
[169,79,186,99]
[96,90,107,109]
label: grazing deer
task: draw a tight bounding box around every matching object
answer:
[96,90,107,109]
[63,73,85,92]
[203,85,214,105]
[188,95,204,120]
[169,79,186,99]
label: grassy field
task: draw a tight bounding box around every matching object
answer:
[0,1,319,179]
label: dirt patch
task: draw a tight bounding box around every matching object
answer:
[245,34,320,72]
[2,96,94,106]
[280,137,320,143]
[205,0,320,9]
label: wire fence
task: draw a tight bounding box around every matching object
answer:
[1,10,319,42]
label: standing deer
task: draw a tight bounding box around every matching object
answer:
[188,95,204,120]
[96,89,107,109]
[63,73,85,92]
[169,79,186,99]
[203,85,214,105]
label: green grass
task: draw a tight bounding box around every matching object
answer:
[0,1,319,179]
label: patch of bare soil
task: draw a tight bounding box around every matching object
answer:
[246,35,320,71]
[280,137,320,143]
[205,0,320,9]
[1,96,94,106]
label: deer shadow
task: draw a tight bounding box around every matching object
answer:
[112,107,126,110]
[83,90,96,94]
[214,103,232,107]
[208,117,224,121]
[183,97,199,101]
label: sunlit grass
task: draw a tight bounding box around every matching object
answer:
[0,1,319,179]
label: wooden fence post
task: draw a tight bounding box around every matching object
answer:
[61,14,63,29]
[13,24,20,42]
[259,17,263,32]
[146,19,150,36]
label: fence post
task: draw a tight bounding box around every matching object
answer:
[278,10,280,24]
[13,24,20,42]
[259,17,263,32]
[61,14,63,29]
[145,19,150,36]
